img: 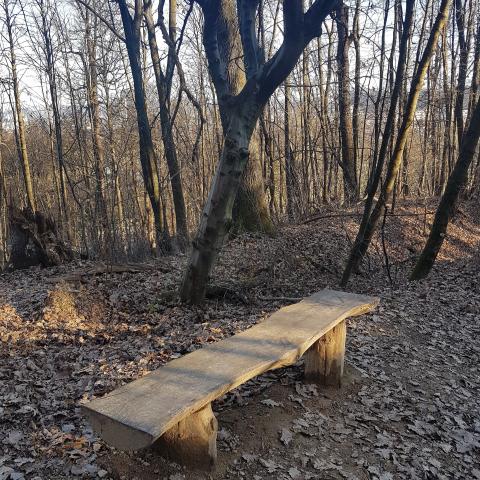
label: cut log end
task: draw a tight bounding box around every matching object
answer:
[304,320,347,387]
[153,403,218,471]
[82,405,154,451]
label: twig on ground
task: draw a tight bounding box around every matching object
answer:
[257,296,302,302]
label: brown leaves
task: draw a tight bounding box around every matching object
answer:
[0,203,479,478]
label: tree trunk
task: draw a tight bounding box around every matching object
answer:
[336,2,358,204]
[103,81,127,253]
[39,0,69,234]
[284,81,295,219]
[341,0,416,286]
[180,104,260,303]
[453,0,468,146]
[344,0,451,282]
[233,144,273,232]
[217,0,272,233]
[468,16,480,114]
[84,10,109,251]
[4,0,36,213]
[144,3,189,246]
[410,97,480,280]
[180,0,340,303]
[0,111,7,265]
[117,0,170,251]
[352,0,361,191]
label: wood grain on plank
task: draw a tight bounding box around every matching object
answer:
[82,289,379,450]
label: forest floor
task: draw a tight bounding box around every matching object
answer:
[1,199,480,480]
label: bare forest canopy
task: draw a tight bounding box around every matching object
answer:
[0,0,479,296]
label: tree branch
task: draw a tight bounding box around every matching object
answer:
[199,0,230,102]
[257,0,339,104]
[256,0,304,103]
[74,0,125,42]
[304,0,341,41]
[155,2,206,128]
[237,0,261,79]
[133,0,143,31]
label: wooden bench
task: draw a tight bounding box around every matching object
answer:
[82,289,378,469]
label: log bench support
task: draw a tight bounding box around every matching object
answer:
[153,403,218,470]
[153,321,347,469]
[304,320,346,387]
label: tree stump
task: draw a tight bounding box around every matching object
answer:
[8,207,73,269]
[304,320,346,387]
[153,403,218,470]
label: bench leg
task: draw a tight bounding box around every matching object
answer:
[304,320,346,387]
[154,403,218,470]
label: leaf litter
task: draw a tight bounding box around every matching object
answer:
[0,201,479,479]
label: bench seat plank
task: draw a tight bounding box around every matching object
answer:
[82,289,378,450]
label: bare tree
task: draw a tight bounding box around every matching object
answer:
[116,0,171,251]
[411,97,480,279]
[180,0,340,303]
[341,0,415,285]
[2,0,36,212]
[0,0,476,275]
[335,1,358,203]
[144,0,189,246]
[341,0,452,286]
[34,0,69,232]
